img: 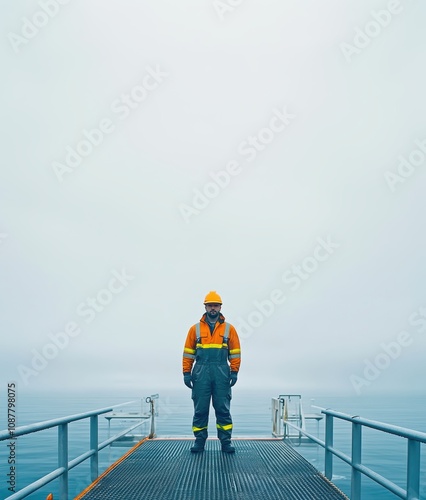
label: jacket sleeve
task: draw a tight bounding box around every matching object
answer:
[228,325,241,372]
[182,325,196,373]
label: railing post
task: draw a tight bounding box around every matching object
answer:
[283,398,289,439]
[148,398,156,438]
[90,415,99,482]
[271,398,279,436]
[406,438,420,499]
[351,418,362,500]
[324,413,333,480]
[58,423,68,500]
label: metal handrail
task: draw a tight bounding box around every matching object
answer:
[0,396,158,500]
[281,406,426,500]
[0,403,130,440]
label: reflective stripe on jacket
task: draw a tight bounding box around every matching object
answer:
[182,313,241,373]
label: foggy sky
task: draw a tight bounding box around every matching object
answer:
[1,0,425,399]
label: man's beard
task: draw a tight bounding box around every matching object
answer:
[207,310,219,320]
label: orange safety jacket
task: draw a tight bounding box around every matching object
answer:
[182,313,241,373]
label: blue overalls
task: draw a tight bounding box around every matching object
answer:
[191,321,233,445]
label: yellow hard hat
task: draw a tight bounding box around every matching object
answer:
[204,291,222,304]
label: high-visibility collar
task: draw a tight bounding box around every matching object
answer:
[200,312,225,324]
[195,321,231,344]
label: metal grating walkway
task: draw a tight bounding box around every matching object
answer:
[76,438,348,500]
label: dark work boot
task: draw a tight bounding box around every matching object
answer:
[221,441,235,453]
[190,439,205,453]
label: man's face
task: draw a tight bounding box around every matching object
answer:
[205,303,221,319]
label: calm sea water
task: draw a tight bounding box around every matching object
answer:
[1,390,425,500]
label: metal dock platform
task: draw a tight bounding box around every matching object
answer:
[3,394,425,499]
[75,437,348,500]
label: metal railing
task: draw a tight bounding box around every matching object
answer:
[0,395,158,500]
[278,404,426,500]
[271,396,323,443]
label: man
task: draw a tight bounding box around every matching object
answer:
[182,291,241,453]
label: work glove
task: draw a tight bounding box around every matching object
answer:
[230,372,238,387]
[183,372,193,389]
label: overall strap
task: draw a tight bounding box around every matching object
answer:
[196,321,230,344]
[223,322,231,343]
[195,322,201,343]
